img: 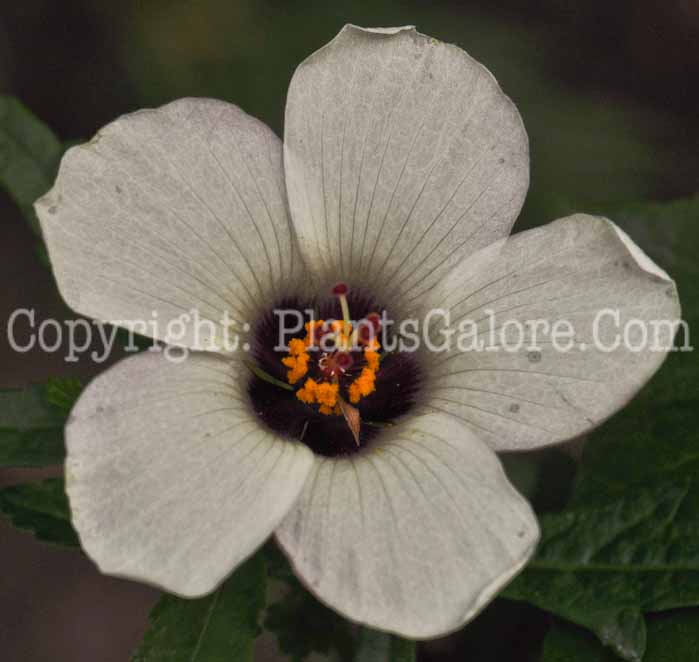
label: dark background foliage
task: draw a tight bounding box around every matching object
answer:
[1,1,698,661]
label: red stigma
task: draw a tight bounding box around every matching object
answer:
[332,282,348,296]
[358,312,382,345]
[366,312,381,330]
[335,352,353,369]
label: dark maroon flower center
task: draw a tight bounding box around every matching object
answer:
[247,289,422,457]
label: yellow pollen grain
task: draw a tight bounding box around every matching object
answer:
[356,368,376,397]
[348,382,361,404]
[296,378,318,404]
[315,382,339,408]
[348,368,377,403]
[364,349,380,371]
[288,338,307,356]
[283,351,310,384]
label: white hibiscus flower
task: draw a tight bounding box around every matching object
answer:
[35,25,680,639]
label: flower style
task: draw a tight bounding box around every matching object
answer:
[35,25,680,638]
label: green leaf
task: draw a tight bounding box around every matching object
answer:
[355,630,416,662]
[541,610,699,662]
[263,541,357,662]
[642,610,699,662]
[45,377,83,414]
[541,622,615,662]
[573,400,697,504]
[132,553,266,662]
[501,448,578,512]
[387,637,417,662]
[503,404,699,661]
[0,478,78,547]
[0,378,82,467]
[504,400,699,659]
[0,96,62,235]
[0,383,74,467]
[505,484,676,659]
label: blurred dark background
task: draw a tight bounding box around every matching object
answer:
[1,1,698,660]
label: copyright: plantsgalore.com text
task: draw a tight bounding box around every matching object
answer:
[5,307,693,364]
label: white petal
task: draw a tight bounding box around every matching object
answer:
[65,350,314,597]
[425,214,681,451]
[36,98,305,350]
[284,24,528,300]
[276,413,538,638]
